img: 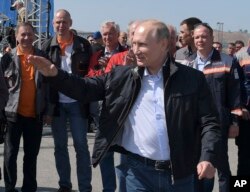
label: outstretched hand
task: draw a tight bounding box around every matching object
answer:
[27,55,58,77]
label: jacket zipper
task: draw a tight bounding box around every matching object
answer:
[99,72,141,163]
[164,76,175,185]
[117,74,140,127]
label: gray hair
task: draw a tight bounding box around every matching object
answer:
[100,21,120,34]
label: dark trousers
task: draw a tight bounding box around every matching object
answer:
[125,154,197,192]
[217,136,231,192]
[4,114,43,192]
[197,178,214,192]
[236,118,250,176]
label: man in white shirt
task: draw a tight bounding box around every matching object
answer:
[27,19,221,192]
[11,0,26,24]
[41,9,92,192]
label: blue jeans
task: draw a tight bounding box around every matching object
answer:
[99,151,116,192]
[125,154,196,192]
[96,100,116,192]
[217,136,231,192]
[116,154,128,192]
[89,101,100,129]
[51,102,92,192]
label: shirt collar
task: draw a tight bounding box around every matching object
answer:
[143,56,169,78]
[105,46,119,57]
[16,45,34,56]
[144,67,163,79]
[197,49,214,64]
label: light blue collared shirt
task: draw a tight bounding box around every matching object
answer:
[121,68,170,161]
[196,49,214,71]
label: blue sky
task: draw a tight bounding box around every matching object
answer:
[54,0,249,33]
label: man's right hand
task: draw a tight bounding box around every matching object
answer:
[27,55,58,77]
[98,56,110,68]
[123,49,136,65]
[197,161,216,180]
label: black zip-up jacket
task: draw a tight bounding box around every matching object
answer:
[42,34,92,117]
[234,46,250,110]
[47,57,221,180]
[0,65,8,110]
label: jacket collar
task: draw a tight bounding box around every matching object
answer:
[50,34,85,52]
[168,56,178,77]
[132,54,178,81]
[50,35,60,47]
[186,45,195,56]
[210,48,221,62]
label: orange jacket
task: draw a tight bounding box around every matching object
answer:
[87,50,104,77]
[87,44,127,77]
[105,51,128,73]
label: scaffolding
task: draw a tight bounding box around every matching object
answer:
[24,0,52,48]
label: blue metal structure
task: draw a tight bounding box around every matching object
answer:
[0,0,54,34]
[0,0,54,43]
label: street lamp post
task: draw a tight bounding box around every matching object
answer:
[217,22,224,43]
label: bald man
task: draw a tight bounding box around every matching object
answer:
[118,31,128,49]
[28,19,221,191]
[41,9,92,192]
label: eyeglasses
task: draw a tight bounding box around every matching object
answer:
[194,22,213,33]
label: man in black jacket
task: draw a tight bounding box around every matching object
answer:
[192,23,241,192]
[28,19,221,192]
[0,62,8,144]
[0,65,8,115]
[0,65,8,180]
[41,9,92,192]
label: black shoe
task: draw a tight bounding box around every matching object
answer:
[57,187,72,192]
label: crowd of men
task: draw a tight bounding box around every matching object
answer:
[0,6,250,192]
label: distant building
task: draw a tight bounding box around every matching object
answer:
[76,30,93,38]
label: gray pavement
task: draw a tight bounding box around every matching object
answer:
[0,126,238,192]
